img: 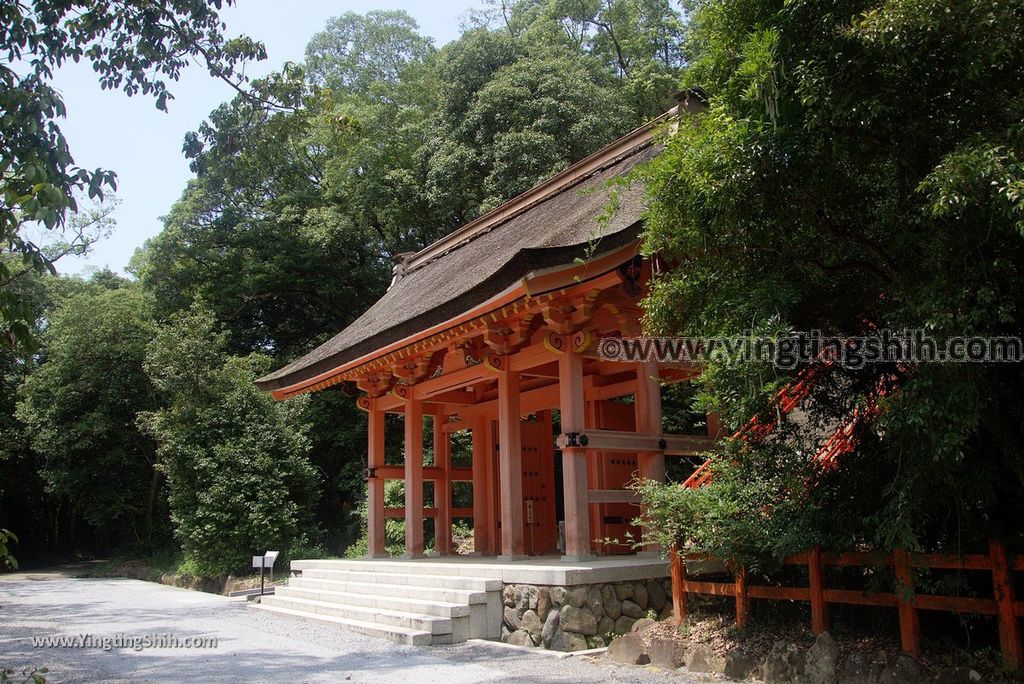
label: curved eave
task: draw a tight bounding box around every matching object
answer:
[264,240,642,400]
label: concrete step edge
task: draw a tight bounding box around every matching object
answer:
[249,603,433,646]
[275,586,472,617]
[288,577,489,604]
[261,595,455,635]
[296,569,502,591]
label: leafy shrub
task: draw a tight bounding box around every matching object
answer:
[141,306,318,576]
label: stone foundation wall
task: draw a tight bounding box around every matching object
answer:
[500,578,673,651]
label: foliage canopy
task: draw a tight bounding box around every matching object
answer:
[638,0,1024,561]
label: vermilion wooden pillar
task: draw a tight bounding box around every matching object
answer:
[434,415,452,555]
[558,344,594,562]
[471,414,493,555]
[496,361,526,560]
[366,403,387,558]
[635,359,666,555]
[403,397,425,557]
[893,549,920,656]
[486,417,500,551]
[990,541,1023,669]
[808,546,829,634]
[584,398,604,555]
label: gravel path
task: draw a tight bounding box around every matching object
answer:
[0,572,710,683]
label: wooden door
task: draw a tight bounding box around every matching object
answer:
[493,414,558,556]
[520,415,557,555]
[596,401,642,555]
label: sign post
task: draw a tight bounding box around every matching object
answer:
[252,551,280,596]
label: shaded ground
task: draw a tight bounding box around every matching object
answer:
[0,570,710,683]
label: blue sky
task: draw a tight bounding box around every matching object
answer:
[57,0,478,275]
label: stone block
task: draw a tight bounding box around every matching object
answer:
[550,630,588,652]
[560,604,597,635]
[762,641,806,684]
[521,609,543,640]
[503,606,522,630]
[508,629,536,648]
[567,586,588,609]
[607,632,650,665]
[614,615,637,634]
[630,617,656,633]
[724,649,757,680]
[648,636,684,669]
[633,582,649,611]
[536,587,552,622]
[587,585,605,619]
[838,654,873,684]
[541,609,560,646]
[688,643,725,673]
[621,599,645,619]
[647,580,667,611]
[804,632,840,684]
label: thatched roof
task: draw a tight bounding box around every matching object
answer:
[256,123,661,393]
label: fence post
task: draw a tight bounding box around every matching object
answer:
[809,546,829,635]
[893,549,920,657]
[989,541,1023,670]
[735,564,750,629]
[670,545,687,626]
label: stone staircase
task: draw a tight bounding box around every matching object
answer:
[250,559,504,646]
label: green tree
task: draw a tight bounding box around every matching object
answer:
[427,37,634,215]
[305,10,435,95]
[142,13,447,555]
[140,305,318,575]
[0,259,52,558]
[15,278,162,550]
[426,0,688,216]
[0,0,266,349]
[638,0,1024,560]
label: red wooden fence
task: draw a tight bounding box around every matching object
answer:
[669,541,1023,669]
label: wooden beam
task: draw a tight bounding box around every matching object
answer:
[558,341,593,561]
[554,429,715,455]
[383,507,474,518]
[588,378,638,401]
[373,466,472,481]
[459,378,646,421]
[496,360,525,559]
[367,403,386,558]
[458,382,558,420]
[442,419,471,434]
[413,364,490,400]
[587,489,642,504]
[404,397,424,557]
